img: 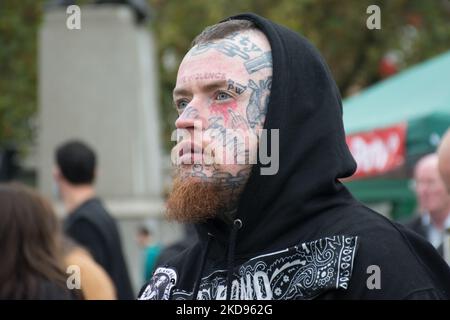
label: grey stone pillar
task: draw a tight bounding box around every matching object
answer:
[38,4,162,199]
[38,4,180,294]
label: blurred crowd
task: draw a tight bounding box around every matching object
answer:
[1,129,450,299]
[0,140,192,300]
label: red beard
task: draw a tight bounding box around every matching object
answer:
[166,175,228,223]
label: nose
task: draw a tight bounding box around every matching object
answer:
[175,105,205,130]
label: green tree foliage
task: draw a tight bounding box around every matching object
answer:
[0,0,45,151]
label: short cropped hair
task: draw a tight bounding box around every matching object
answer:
[55,140,96,185]
[192,19,256,47]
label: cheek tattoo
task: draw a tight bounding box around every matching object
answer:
[210,101,238,124]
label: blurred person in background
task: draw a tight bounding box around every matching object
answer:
[136,226,161,282]
[438,129,450,193]
[54,140,134,300]
[154,224,197,267]
[406,153,450,250]
[0,183,76,300]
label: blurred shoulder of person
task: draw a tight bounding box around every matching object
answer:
[0,183,76,300]
[54,140,134,299]
[63,237,116,300]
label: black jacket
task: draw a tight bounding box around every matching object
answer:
[404,215,445,256]
[64,198,134,300]
[405,216,428,240]
[139,13,450,300]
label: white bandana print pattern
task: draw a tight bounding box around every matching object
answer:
[139,235,358,300]
[138,267,177,300]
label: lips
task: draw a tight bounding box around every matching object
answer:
[176,140,204,164]
[178,140,203,156]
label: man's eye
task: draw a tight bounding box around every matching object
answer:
[176,100,189,110]
[216,91,232,101]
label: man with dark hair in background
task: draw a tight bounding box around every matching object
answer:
[54,140,134,300]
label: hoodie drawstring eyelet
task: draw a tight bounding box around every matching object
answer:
[226,219,242,300]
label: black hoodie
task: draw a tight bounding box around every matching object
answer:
[138,13,450,300]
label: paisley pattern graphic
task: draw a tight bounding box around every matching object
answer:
[139,235,358,300]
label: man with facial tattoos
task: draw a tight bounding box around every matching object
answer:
[139,14,450,300]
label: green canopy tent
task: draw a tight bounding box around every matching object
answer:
[342,51,450,220]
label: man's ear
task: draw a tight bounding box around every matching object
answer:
[53,166,62,182]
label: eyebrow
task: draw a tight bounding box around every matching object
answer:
[173,79,228,98]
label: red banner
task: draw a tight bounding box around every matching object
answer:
[346,123,407,179]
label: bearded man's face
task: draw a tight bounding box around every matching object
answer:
[167,29,272,223]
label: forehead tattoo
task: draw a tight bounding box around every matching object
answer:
[188,32,273,75]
